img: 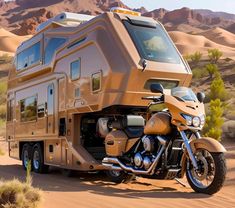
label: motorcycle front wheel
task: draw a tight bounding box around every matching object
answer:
[186,149,226,195]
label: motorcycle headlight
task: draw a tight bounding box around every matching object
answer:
[200,114,205,126]
[181,114,192,126]
[192,116,200,127]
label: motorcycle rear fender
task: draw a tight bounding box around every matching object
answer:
[179,137,226,178]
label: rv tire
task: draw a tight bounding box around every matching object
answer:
[22,143,33,170]
[32,143,49,174]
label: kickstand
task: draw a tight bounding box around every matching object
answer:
[175,178,187,187]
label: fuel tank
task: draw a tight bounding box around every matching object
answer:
[144,112,172,135]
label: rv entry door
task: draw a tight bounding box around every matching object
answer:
[47,84,55,134]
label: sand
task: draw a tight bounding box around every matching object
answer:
[169,30,235,59]
[0,28,30,54]
[0,140,234,208]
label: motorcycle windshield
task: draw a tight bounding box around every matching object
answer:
[171,87,198,102]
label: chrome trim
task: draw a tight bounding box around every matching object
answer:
[179,131,198,170]
[102,145,165,175]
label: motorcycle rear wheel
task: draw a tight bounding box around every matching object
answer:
[186,149,226,195]
[106,170,129,183]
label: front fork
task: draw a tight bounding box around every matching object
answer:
[179,131,199,170]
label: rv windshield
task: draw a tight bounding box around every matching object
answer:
[124,21,182,64]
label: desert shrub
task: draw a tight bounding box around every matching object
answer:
[0,180,42,208]
[0,80,7,105]
[0,54,12,64]
[189,51,202,66]
[183,54,191,62]
[203,99,224,141]
[192,67,208,79]
[208,49,223,64]
[0,105,6,120]
[0,162,41,208]
[205,64,218,79]
[209,73,227,101]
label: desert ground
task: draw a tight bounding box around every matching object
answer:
[0,140,234,208]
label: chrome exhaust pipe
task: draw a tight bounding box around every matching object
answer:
[102,145,165,175]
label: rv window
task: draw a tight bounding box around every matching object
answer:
[20,96,37,122]
[124,21,182,64]
[7,99,14,122]
[17,42,41,71]
[91,71,102,92]
[37,104,45,118]
[144,79,179,90]
[44,38,66,65]
[70,59,81,80]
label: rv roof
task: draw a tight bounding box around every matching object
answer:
[36,12,95,33]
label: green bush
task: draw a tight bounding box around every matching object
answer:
[208,49,223,64]
[210,73,227,101]
[189,51,202,66]
[205,64,218,79]
[203,99,224,141]
[192,67,209,79]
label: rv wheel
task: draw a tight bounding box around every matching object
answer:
[22,143,33,170]
[32,143,49,174]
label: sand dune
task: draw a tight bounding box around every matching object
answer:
[198,27,235,48]
[169,30,235,59]
[0,28,29,54]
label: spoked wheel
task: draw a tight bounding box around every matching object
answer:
[186,148,226,195]
[106,170,130,183]
[32,143,49,173]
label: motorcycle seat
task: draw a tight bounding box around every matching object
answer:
[112,115,145,138]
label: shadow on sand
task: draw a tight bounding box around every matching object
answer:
[0,163,212,200]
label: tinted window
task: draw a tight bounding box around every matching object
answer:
[44,38,66,65]
[124,21,182,64]
[20,96,37,122]
[17,42,41,71]
[70,59,81,80]
[144,79,179,90]
[92,71,101,92]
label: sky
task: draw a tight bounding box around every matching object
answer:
[121,0,235,14]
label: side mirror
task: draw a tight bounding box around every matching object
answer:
[197,92,205,103]
[150,84,164,94]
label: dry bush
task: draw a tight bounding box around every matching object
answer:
[0,180,42,208]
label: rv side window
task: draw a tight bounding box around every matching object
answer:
[7,99,14,122]
[91,71,102,92]
[20,96,37,122]
[17,42,41,71]
[70,59,81,80]
[44,38,66,65]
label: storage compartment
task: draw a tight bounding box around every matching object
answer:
[105,130,128,156]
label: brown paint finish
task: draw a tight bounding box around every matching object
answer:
[7,11,192,171]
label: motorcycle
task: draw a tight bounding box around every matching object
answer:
[102,83,227,195]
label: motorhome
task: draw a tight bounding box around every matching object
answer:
[7,8,192,175]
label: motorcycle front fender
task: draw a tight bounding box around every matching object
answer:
[179,137,226,178]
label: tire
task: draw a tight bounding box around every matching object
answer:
[32,143,49,174]
[186,152,226,195]
[21,143,33,170]
[106,170,129,183]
